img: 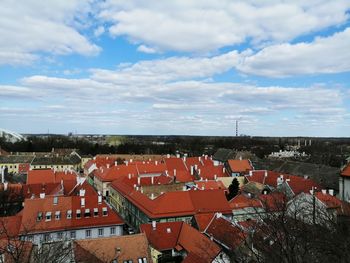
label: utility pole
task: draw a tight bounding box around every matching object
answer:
[235,120,238,137]
[312,186,316,225]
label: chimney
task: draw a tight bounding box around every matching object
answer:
[152,221,156,230]
[249,170,253,176]
[167,154,170,158]
[190,166,194,176]
[40,193,45,199]
[166,228,171,233]
[81,197,85,207]
[198,157,201,162]
[155,161,158,166]
[137,177,141,185]
[1,168,4,183]
[79,189,85,197]
[205,155,208,160]
[321,189,327,194]
[125,161,128,166]
[264,170,268,177]
[4,182,8,191]
[198,169,201,175]
[130,159,133,163]
[65,170,67,174]
[201,186,205,190]
[128,173,131,179]
[239,156,242,161]
[329,189,334,196]
[214,174,217,180]
[151,176,154,185]
[263,190,267,195]
[115,161,118,166]
[151,193,155,199]
[222,167,225,174]
[98,195,102,204]
[107,164,110,169]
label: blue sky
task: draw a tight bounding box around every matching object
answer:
[1,1,350,136]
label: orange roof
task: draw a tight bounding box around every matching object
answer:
[26,169,77,185]
[0,215,22,238]
[141,221,221,262]
[227,159,253,173]
[140,221,183,251]
[258,192,287,212]
[111,178,232,218]
[195,180,226,190]
[341,164,350,177]
[84,156,116,170]
[229,194,263,210]
[93,164,138,182]
[194,213,215,232]
[205,215,246,250]
[74,234,151,263]
[19,195,123,234]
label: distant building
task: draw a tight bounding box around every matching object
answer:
[340,163,350,202]
[226,159,254,177]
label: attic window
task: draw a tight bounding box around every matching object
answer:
[37,212,43,221]
[102,207,108,216]
[138,258,148,263]
[55,211,61,220]
[94,208,98,217]
[53,196,58,205]
[76,209,81,219]
[84,209,91,218]
[45,212,52,221]
[67,210,72,219]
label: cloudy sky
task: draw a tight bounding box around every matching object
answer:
[1,0,350,136]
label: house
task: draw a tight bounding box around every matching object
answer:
[226,159,253,176]
[339,163,350,202]
[73,233,152,263]
[0,155,34,174]
[18,194,124,244]
[212,149,236,166]
[140,221,229,263]
[109,176,232,230]
[287,190,350,226]
[30,154,81,172]
[26,169,78,185]
[204,214,248,260]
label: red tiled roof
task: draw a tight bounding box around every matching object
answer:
[26,169,77,185]
[315,192,342,209]
[164,158,188,172]
[194,213,215,232]
[111,178,231,218]
[227,159,253,173]
[178,222,221,262]
[205,215,246,250]
[140,221,183,251]
[286,177,320,195]
[258,192,287,212]
[74,234,151,263]
[84,157,116,170]
[341,164,350,177]
[141,221,221,262]
[93,164,138,182]
[229,194,263,210]
[19,195,123,234]
[195,180,226,190]
[0,215,22,238]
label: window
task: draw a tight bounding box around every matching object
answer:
[46,212,52,221]
[76,209,81,219]
[110,227,116,235]
[27,235,33,241]
[102,207,108,216]
[85,229,91,238]
[55,211,61,220]
[67,210,72,219]
[84,208,91,217]
[138,258,147,263]
[57,232,63,240]
[70,231,76,239]
[94,208,98,217]
[37,212,43,221]
[44,233,51,242]
[123,260,133,263]
[98,228,104,237]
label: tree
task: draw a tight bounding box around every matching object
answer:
[226,178,240,200]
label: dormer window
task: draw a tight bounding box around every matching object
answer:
[37,212,43,221]
[76,209,81,219]
[45,212,52,221]
[55,211,61,220]
[67,210,72,219]
[102,207,108,216]
[84,209,91,218]
[94,208,98,217]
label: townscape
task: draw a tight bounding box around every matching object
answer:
[1,144,350,262]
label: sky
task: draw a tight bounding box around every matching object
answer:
[0,0,350,137]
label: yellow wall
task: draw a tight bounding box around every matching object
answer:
[30,164,78,171]
[0,163,20,173]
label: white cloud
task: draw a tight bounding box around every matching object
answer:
[94,26,105,37]
[137,45,157,54]
[237,27,350,77]
[98,0,350,52]
[0,0,100,65]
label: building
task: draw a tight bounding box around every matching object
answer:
[226,159,254,177]
[109,176,232,230]
[18,194,124,245]
[140,221,229,263]
[73,233,152,263]
[30,153,81,172]
[0,155,34,174]
[339,163,350,202]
